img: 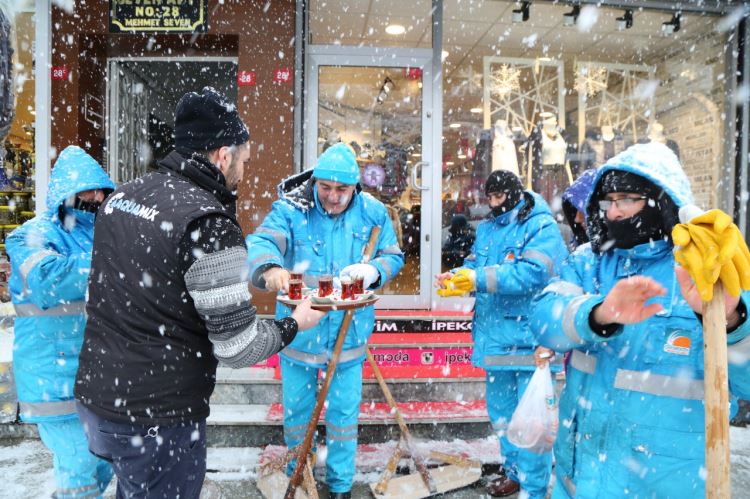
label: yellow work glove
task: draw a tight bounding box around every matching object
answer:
[437,269,476,297]
[672,207,750,301]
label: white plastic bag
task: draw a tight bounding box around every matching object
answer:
[506,363,558,453]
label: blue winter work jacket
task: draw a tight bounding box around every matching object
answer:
[530,143,750,498]
[246,171,404,369]
[457,192,567,371]
[8,146,114,423]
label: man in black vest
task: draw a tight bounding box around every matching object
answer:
[75,87,323,498]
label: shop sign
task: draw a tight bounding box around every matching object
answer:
[273,67,292,84]
[374,318,473,333]
[109,0,208,33]
[403,67,423,80]
[51,65,68,80]
[237,71,256,87]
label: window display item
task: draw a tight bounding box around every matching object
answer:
[639,121,681,160]
[17,211,33,223]
[10,191,29,212]
[578,126,628,171]
[0,206,14,224]
[524,114,575,208]
[492,119,519,176]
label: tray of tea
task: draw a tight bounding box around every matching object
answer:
[277,289,377,310]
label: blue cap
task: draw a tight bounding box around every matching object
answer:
[313,143,359,185]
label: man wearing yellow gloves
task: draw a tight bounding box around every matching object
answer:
[530,142,750,498]
[436,170,567,498]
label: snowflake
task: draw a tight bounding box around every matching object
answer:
[576,63,609,97]
[451,65,483,97]
[490,64,521,99]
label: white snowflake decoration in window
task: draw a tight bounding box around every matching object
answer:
[490,64,521,99]
[576,63,608,97]
[451,65,483,97]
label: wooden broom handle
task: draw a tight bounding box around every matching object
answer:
[703,282,730,499]
[284,309,355,499]
[362,226,382,263]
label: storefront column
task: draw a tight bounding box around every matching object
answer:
[33,0,50,214]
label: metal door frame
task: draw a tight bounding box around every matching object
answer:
[305,45,436,309]
[105,56,237,183]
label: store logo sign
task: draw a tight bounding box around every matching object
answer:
[238,71,256,87]
[51,66,68,81]
[109,0,208,33]
[273,68,292,84]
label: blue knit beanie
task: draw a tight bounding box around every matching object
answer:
[313,143,359,185]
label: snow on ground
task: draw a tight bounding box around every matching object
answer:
[4,427,750,499]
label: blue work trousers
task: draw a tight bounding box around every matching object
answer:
[486,370,553,499]
[36,417,113,498]
[280,358,362,494]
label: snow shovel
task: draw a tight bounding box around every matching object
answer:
[702,282,730,499]
[366,348,482,498]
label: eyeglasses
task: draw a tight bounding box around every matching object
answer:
[597,196,647,211]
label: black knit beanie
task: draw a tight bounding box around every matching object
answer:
[599,170,659,198]
[174,87,249,153]
[485,170,523,212]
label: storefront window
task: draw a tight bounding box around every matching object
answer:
[317,64,423,295]
[0,1,35,296]
[309,0,432,47]
[440,1,732,269]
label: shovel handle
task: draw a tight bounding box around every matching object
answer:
[703,282,730,499]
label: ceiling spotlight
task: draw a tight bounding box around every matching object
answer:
[616,9,633,31]
[470,107,482,114]
[512,1,530,23]
[385,24,406,35]
[449,123,462,129]
[662,12,681,35]
[563,5,580,27]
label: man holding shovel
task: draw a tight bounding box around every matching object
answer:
[530,142,750,498]
[246,143,404,498]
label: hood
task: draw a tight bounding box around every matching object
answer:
[585,142,692,253]
[46,146,115,215]
[563,168,597,217]
[277,169,362,213]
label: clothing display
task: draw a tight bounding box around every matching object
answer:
[638,121,680,160]
[491,120,519,175]
[524,118,575,208]
[578,127,628,171]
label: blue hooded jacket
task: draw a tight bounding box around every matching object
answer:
[246,169,404,369]
[455,191,567,371]
[8,146,114,423]
[561,168,596,248]
[530,143,750,498]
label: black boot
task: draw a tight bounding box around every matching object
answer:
[330,492,351,499]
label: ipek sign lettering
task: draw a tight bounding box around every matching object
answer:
[109,0,208,33]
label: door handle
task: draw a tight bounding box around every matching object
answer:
[410,161,429,191]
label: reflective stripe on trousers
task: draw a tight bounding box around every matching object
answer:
[484,354,563,368]
[282,344,367,365]
[14,301,86,317]
[20,399,77,418]
[613,368,704,400]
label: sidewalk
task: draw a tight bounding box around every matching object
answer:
[4,426,750,499]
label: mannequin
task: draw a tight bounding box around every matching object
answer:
[526,113,573,210]
[491,119,519,175]
[642,121,681,160]
[579,125,626,171]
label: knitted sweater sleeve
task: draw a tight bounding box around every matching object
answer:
[180,214,297,368]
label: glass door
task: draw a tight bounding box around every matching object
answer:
[305,46,434,309]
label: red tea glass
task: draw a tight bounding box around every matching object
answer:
[340,277,354,300]
[290,271,303,282]
[288,279,303,300]
[352,276,365,295]
[318,275,333,297]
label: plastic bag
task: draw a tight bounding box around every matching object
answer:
[506,363,558,454]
